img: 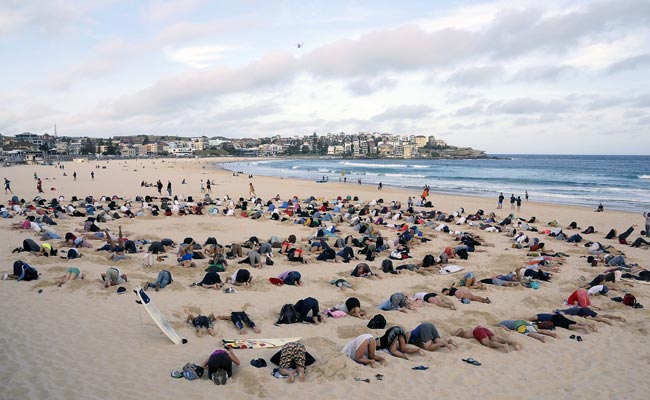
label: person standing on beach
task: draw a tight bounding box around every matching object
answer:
[644,211,650,238]
[156,180,162,195]
[525,190,529,201]
[249,183,256,197]
[73,172,77,181]
[200,179,205,193]
[358,178,361,185]
[510,194,515,210]
[497,193,504,209]
[167,181,172,196]
[36,178,43,193]
[91,171,94,180]
[516,196,522,212]
[4,178,12,194]
[378,182,383,190]
[206,180,212,193]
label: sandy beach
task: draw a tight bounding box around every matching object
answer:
[1,157,649,400]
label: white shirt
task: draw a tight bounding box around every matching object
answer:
[588,285,604,296]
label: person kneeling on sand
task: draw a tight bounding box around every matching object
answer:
[202,347,240,386]
[58,266,83,287]
[375,326,424,360]
[187,313,217,337]
[407,322,458,351]
[225,268,253,287]
[101,267,127,288]
[342,333,386,367]
[454,326,521,352]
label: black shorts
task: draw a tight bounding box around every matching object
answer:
[207,353,232,378]
[423,293,437,302]
[235,269,251,283]
[550,314,576,329]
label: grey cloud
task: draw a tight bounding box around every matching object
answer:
[371,104,433,121]
[107,51,298,117]
[585,96,626,111]
[345,77,397,95]
[510,65,578,82]
[606,53,650,75]
[302,25,475,78]
[486,98,570,115]
[479,0,650,59]
[631,94,650,108]
[445,65,504,87]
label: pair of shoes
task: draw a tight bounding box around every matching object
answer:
[569,335,583,341]
[250,358,267,368]
[189,282,197,287]
[223,287,236,293]
[212,369,228,385]
[462,358,481,366]
[412,365,429,370]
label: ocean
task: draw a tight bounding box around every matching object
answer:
[220,155,650,213]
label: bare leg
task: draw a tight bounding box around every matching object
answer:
[353,340,375,367]
[479,338,509,352]
[537,329,559,338]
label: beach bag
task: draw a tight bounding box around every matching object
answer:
[277,304,300,324]
[623,294,637,307]
[266,256,274,266]
[422,254,435,268]
[367,314,386,329]
[182,363,204,380]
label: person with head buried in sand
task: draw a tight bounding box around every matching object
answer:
[441,287,491,304]
[342,333,386,367]
[186,313,217,337]
[454,326,522,352]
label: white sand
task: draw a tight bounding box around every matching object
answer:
[1,158,649,400]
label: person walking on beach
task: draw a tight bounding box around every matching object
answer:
[516,196,522,212]
[4,178,12,194]
[36,178,43,193]
[249,183,256,197]
[378,182,383,191]
[206,180,212,193]
[73,172,77,181]
[167,181,172,196]
[91,171,94,180]
[644,211,650,238]
[510,194,516,210]
[200,179,205,193]
[358,178,361,185]
[525,190,529,201]
[497,193,504,209]
[156,180,162,195]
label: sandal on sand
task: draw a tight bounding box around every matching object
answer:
[170,370,183,379]
[375,374,383,381]
[462,358,481,366]
[412,366,429,370]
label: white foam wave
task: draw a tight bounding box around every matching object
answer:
[338,161,406,168]
[385,173,426,178]
[291,165,300,169]
[640,175,650,179]
[411,165,430,169]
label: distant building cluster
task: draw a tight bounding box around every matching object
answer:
[0,130,477,164]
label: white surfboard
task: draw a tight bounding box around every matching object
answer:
[439,265,465,275]
[222,337,301,349]
[134,286,184,344]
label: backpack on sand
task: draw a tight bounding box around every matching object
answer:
[277,304,300,324]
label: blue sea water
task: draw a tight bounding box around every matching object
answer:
[220,155,650,212]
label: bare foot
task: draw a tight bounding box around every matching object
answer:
[287,371,295,383]
[298,372,305,382]
[253,326,261,334]
[503,344,510,353]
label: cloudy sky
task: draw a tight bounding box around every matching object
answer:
[1,0,649,154]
